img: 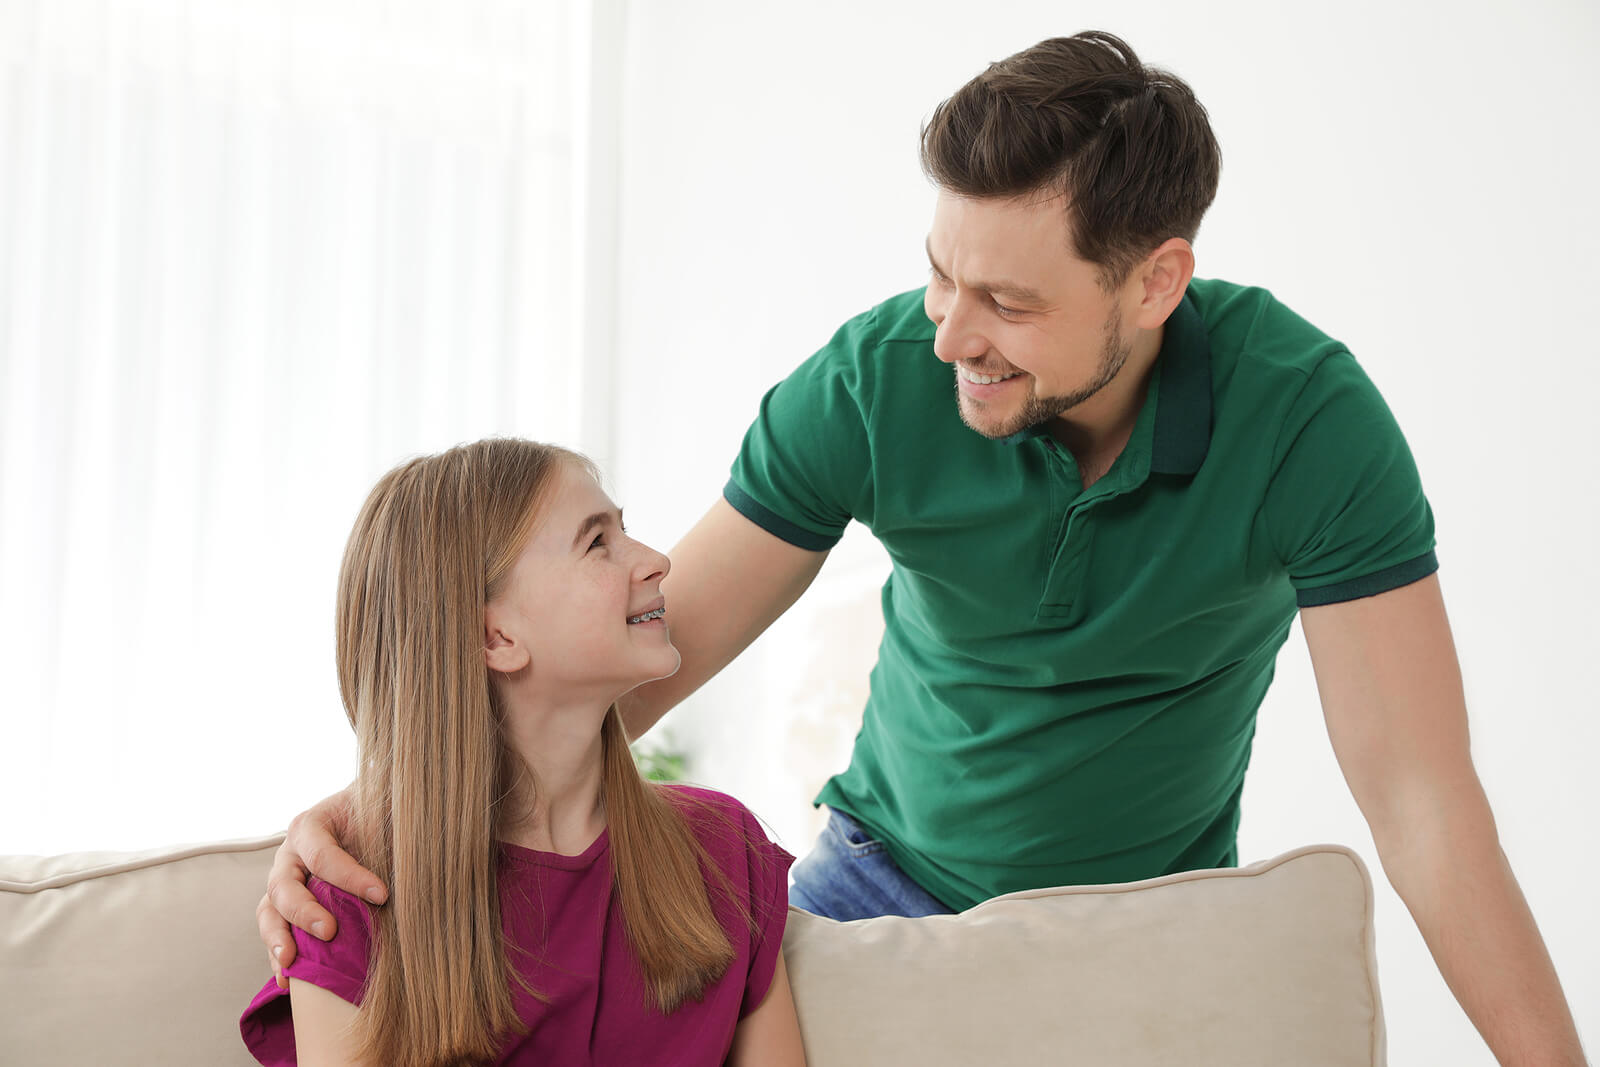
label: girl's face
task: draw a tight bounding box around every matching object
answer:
[484,464,679,702]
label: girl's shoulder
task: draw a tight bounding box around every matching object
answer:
[306,872,370,906]
[655,784,788,866]
[656,783,754,821]
[304,875,379,941]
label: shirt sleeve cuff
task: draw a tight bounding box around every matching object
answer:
[1294,550,1439,608]
[722,480,843,552]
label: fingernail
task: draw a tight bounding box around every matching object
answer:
[272,945,283,962]
[365,888,384,904]
[312,921,329,939]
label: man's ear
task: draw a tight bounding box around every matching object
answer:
[484,612,531,674]
[1132,237,1195,330]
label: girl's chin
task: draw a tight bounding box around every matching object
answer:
[620,648,683,694]
[644,647,683,684]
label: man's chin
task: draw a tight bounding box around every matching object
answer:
[957,395,1040,440]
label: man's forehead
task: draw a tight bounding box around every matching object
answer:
[932,186,1067,222]
[927,192,1081,291]
[938,189,1071,240]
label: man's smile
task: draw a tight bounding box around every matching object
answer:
[956,364,1023,386]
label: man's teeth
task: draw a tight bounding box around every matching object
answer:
[958,366,1021,386]
[627,608,665,624]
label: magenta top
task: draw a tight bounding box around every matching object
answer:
[240,786,794,1065]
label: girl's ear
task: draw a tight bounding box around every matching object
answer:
[484,613,531,674]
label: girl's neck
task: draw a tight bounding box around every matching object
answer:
[496,695,610,856]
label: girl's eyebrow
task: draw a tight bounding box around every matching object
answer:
[570,508,623,550]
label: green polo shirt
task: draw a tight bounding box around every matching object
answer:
[725,278,1437,910]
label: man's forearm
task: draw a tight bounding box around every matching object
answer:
[619,498,829,740]
[1375,784,1585,1065]
[618,672,696,739]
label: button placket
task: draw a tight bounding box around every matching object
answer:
[1036,448,1151,621]
[1038,441,1090,618]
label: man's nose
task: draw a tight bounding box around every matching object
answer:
[932,298,988,364]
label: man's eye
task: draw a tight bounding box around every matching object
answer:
[994,301,1022,318]
[929,267,953,288]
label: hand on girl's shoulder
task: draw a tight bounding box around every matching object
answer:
[294,876,377,965]
[305,875,380,925]
[241,877,375,1060]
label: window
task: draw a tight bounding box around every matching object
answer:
[0,0,613,851]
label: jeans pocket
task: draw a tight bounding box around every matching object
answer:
[829,811,884,856]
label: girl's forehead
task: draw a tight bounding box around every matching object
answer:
[524,465,615,548]
[552,464,612,509]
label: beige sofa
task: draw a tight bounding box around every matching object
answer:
[1,836,1385,1065]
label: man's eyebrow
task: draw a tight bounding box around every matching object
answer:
[571,508,622,550]
[924,236,1047,304]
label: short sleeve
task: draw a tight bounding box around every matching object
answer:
[1262,350,1438,607]
[725,312,876,551]
[665,785,797,1021]
[239,878,374,1065]
[734,807,796,1018]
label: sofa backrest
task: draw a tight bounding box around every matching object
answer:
[1,838,1384,1066]
[2,834,285,1066]
[783,844,1386,1066]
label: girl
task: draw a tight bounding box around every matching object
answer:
[240,439,804,1066]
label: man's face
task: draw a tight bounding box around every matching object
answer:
[923,190,1133,439]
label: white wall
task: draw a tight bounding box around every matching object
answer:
[611,2,1599,1063]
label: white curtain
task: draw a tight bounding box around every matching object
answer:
[0,0,612,852]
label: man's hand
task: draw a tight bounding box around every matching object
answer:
[256,787,387,990]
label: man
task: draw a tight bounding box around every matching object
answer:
[259,32,1586,1063]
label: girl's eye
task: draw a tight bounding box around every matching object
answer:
[588,533,605,551]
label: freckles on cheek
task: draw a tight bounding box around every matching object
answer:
[555,602,608,643]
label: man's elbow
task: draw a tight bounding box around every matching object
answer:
[1360,763,1501,869]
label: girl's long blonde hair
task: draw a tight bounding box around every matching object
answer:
[336,439,736,1067]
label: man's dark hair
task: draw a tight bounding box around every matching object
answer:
[920,31,1221,287]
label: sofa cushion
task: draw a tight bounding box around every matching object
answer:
[782,843,1385,1066]
[0,838,1384,1066]
[1,834,284,1067]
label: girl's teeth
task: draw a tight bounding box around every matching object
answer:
[628,608,665,624]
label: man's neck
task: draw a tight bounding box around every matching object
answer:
[1048,322,1164,485]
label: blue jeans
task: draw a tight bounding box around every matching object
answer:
[788,808,956,920]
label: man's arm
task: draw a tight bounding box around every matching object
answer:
[619,496,829,738]
[1301,574,1586,1065]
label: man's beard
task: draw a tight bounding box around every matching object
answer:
[955,305,1131,440]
